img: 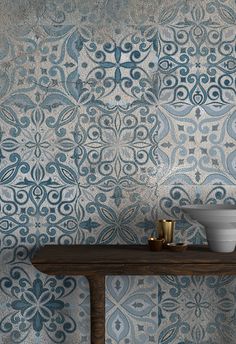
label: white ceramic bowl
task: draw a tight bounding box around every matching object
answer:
[181,205,236,253]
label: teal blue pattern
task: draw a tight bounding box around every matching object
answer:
[0,0,236,342]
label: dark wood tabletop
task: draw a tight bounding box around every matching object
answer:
[32,244,236,344]
[32,244,236,275]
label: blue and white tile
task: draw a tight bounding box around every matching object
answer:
[0,263,90,344]
[0,0,236,343]
[106,276,159,344]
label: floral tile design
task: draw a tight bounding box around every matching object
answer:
[0,0,236,343]
[105,275,236,344]
[0,265,90,344]
[106,276,159,344]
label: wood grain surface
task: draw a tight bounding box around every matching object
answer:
[32,245,236,275]
[87,275,105,344]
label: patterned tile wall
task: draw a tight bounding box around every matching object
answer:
[0,0,235,343]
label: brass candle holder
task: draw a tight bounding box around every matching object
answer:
[148,237,165,251]
[166,243,188,252]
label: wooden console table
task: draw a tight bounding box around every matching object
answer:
[32,245,236,344]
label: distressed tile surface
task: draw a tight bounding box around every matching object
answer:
[0,0,235,343]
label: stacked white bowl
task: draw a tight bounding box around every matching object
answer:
[182,205,236,253]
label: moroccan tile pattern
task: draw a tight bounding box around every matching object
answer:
[0,0,235,343]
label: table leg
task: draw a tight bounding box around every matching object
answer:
[87,275,105,344]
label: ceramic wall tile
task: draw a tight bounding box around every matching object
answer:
[105,274,236,344]
[0,0,236,343]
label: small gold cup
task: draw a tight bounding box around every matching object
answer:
[157,219,176,243]
[148,237,165,251]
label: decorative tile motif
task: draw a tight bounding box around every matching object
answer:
[0,0,235,343]
[0,265,90,344]
[1,270,74,342]
[106,275,236,344]
[106,276,158,343]
[157,275,236,344]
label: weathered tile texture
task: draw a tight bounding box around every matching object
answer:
[0,0,235,343]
